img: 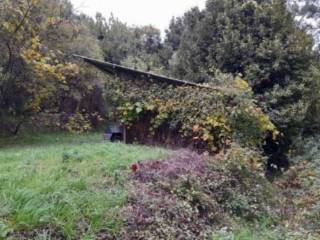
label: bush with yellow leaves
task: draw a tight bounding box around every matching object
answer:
[106,72,278,153]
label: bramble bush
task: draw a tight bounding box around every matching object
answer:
[120,149,280,239]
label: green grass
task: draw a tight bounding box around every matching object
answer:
[0,132,170,239]
[213,226,281,240]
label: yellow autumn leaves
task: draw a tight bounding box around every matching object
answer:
[21,36,79,112]
[115,75,279,153]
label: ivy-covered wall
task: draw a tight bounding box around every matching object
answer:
[104,72,278,153]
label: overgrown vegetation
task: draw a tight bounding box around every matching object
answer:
[1,133,319,239]
[1,0,320,239]
[120,149,280,239]
[118,143,320,239]
[0,133,170,239]
[1,0,319,138]
[111,73,278,153]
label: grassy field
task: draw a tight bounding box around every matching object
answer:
[0,132,170,239]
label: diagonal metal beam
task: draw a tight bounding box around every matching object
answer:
[73,55,216,90]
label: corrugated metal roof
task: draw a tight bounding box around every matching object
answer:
[73,55,215,90]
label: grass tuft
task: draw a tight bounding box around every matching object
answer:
[0,132,170,238]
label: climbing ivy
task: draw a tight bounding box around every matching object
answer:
[106,73,278,152]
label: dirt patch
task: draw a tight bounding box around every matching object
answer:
[8,226,65,240]
[131,150,205,182]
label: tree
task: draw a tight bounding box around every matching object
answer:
[161,14,197,70]
[170,7,208,82]
[288,0,320,49]
[170,0,314,135]
[0,0,106,134]
[0,0,58,134]
[96,14,138,64]
[165,17,185,52]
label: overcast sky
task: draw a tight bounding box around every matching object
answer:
[70,0,206,33]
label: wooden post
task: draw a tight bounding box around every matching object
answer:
[123,126,127,144]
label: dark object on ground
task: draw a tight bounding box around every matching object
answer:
[104,123,126,142]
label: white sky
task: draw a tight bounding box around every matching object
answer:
[70,0,206,33]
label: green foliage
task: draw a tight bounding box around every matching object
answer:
[63,112,93,133]
[288,0,320,49]
[0,0,106,134]
[93,14,164,72]
[1,0,320,239]
[304,62,320,132]
[168,0,315,135]
[212,223,283,240]
[109,73,278,152]
[1,0,318,141]
[0,132,170,239]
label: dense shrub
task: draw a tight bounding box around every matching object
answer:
[265,135,320,239]
[119,149,280,239]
